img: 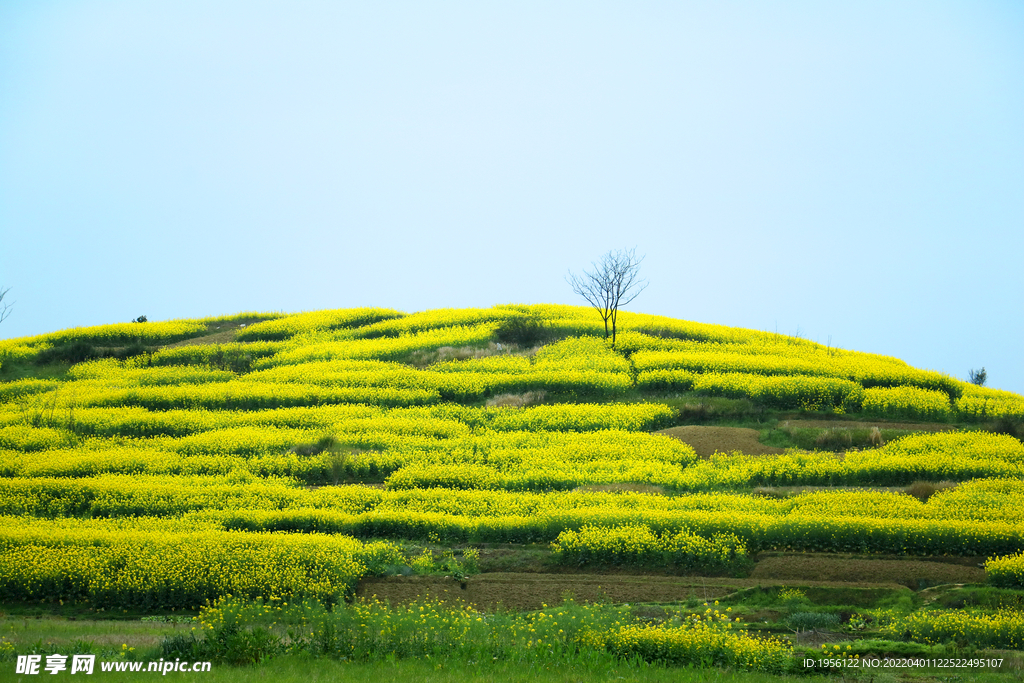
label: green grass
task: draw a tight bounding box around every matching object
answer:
[3,582,1024,681]
[0,655,845,683]
[0,360,72,383]
[0,618,186,660]
[928,586,1024,611]
[2,647,1020,682]
[716,585,914,612]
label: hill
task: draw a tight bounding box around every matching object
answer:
[1,304,1023,678]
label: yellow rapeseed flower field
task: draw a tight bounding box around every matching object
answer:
[1,303,1022,644]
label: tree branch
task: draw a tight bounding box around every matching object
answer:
[0,287,12,325]
[566,248,647,345]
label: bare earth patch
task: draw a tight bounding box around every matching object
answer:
[657,426,785,458]
[750,554,984,588]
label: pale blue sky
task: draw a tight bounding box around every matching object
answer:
[2,1,1022,393]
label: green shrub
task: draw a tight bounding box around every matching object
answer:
[33,341,152,366]
[787,612,840,631]
[495,316,548,347]
[989,417,1024,442]
[35,342,99,365]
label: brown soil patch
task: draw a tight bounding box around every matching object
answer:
[357,572,905,612]
[782,419,956,433]
[750,555,984,588]
[658,426,785,457]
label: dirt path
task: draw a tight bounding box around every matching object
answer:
[160,318,269,348]
[657,426,785,457]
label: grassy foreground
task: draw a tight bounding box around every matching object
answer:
[0,656,834,683]
[2,652,1019,683]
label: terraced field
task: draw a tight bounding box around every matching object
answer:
[1,304,1023,679]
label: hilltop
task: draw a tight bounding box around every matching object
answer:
[2,304,1020,455]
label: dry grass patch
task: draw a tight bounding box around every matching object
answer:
[775,421,949,452]
[575,483,666,496]
[486,391,547,408]
[782,419,956,433]
[406,342,539,368]
[805,426,881,450]
[750,487,795,499]
[658,426,785,458]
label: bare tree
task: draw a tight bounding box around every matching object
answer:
[566,248,648,347]
[969,367,987,387]
[0,287,11,325]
